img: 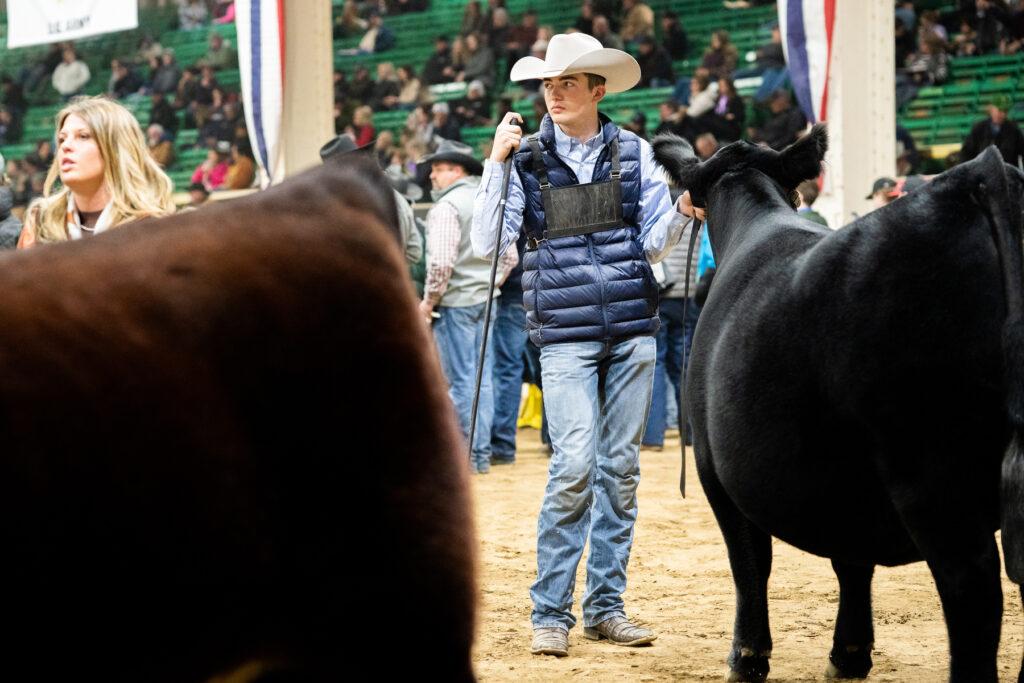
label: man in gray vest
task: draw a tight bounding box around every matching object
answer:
[472,32,700,657]
[420,140,517,474]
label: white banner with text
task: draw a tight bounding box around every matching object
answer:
[7,0,139,49]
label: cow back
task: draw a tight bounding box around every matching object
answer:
[0,160,475,681]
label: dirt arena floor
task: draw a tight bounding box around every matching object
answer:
[471,428,1024,682]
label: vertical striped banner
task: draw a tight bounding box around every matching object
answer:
[778,0,835,123]
[236,0,285,187]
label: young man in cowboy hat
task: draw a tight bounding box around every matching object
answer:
[421,140,518,474]
[471,31,699,657]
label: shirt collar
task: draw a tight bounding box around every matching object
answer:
[552,121,605,156]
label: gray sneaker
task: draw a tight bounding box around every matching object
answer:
[583,616,657,646]
[530,626,569,657]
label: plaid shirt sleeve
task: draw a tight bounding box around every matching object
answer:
[423,202,461,306]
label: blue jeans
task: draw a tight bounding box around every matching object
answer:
[490,297,528,462]
[645,298,701,443]
[433,301,496,471]
[531,335,656,630]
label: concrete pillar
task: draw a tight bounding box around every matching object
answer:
[277,0,334,181]
[814,0,895,227]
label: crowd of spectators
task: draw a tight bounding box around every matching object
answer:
[1,0,255,210]
[328,0,812,202]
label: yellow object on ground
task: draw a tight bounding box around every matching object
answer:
[517,384,543,430]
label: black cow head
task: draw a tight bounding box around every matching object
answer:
[653,124,829,208]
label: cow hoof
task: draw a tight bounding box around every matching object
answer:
[726,647,770,682]
[825,645,872,679]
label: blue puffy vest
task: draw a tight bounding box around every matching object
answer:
[513,113,660,347]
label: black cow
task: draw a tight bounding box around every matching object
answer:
[653,126,1024,683]
[0,157,475,681]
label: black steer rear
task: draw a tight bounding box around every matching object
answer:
[654,127,1024,683]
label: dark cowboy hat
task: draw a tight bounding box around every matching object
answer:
[420,139,483,176]
[319,134,375,162]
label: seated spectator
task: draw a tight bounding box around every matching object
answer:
[953,17,979,56]
[149,92,180,138]
[191,140,232,191]
[701,30,739,80]
[198,32,238,71]
[25,140,55,172]
[375,130,397,169]
[960,96,1024,164]
[146,123,176,168]
[334,1,367,39]
[396,65,423,109]
[428,102,462,143]
[896,34,949,107]
[0,108,21,144]
[1,77,28,121]
[348,65,374,103]
[213,0,235,24]
[404,103,434,150]
[175,67,200,120]
[973,0,1010,55]
[694,132,718,160]
[178,0,209,30]
[918,9,949,44]
[592,15,624,50]
[20,43,65,94]
[151,50,182,95]
[134,34,163,65]
[199,89,232,145]
[52,47,90,101]
[661,11,689,60]
[110,61,144,100]
[796,180,828,227]
[654,99,684,136]
[620,0,655,45]
[624,111,647,139]
[333,99,348,134]
[371,62,401,110]
[506,9,539,67]
[703,77,745,142]
[0,176,22,249]
[636,36,674,88]
[456,33,496,91]
[749,89,807,150]
[225,140,256,189]
[453,80,492,127]
[189,67,221,128]
[736,24,790,102]
[896,123,920,175]
[462,1,485,36]
[423,36,455,85]
[333,69,349,102]
[349,105,376,147]
[488,8,511,59]
[574,1,595,35]
[6,159,32,208]
[359,12,396,53]
[185,182,209,209]
[676,71,719,141]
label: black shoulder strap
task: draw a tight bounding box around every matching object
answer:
[609,136,620,179]
[526,134,550,189]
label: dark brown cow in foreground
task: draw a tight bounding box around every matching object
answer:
[0,158,474,681]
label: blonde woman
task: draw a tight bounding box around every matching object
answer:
[18,96,175,248]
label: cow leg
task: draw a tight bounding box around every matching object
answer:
[699,465,773,682]
[890,500,1001,682]
[1018,587,1024,683]
[825,560,874,679]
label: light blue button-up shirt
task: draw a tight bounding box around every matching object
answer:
[471,121,688,263]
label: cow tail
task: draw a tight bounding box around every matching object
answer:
[977,148,1024,583]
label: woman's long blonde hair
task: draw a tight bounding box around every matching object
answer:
[30,96,175,243]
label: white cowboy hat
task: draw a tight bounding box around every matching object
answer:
[510,32,640,94]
